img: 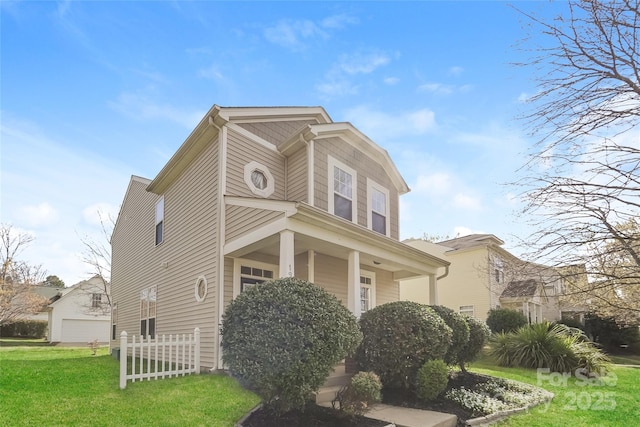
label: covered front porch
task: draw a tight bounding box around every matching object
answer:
[222,197,449,318]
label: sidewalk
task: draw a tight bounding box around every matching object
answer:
[364,403,457,427]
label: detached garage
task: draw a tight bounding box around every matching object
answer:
[48,276,111,344]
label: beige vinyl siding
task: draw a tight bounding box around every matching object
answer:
[226,128,285,199]
[111,137,220,369]
[313,138,400,239]
[111,179,157,347]
[287,147,307,202]
[223,257,234,308]
[313,253,348,305]
[225,205,284,242]
[295,252,309,281]
[373,268,398,305]
[237,120,316,147]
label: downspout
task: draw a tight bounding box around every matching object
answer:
[437,265,449,281]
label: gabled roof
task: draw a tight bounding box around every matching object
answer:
[147,105,331,194]
[501,279,540,298]
[49,276,110,309]
[437,234,505,251]
[280,121,410,194]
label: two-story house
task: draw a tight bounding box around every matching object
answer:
[400,234,567,323]
[111,105,449,371]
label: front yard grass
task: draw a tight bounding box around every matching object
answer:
[469,352,640,426]
[0,343,259,426]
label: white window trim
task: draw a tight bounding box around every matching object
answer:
[140,285,157,338]
[194,275,208,302]
[155,196,164,245]
[233,258,279,298]
[244,161,275,198]
[360,270,376,312]
[367,178,390,237]
[459,305,475,318]
[327,156,357,223]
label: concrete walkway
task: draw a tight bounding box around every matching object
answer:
[364,403,457,427]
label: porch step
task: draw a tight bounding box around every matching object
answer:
[315,362,353,405]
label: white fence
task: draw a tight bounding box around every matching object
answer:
[119,328,200,389]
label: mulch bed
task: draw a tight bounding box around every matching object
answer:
[242,372,494,427]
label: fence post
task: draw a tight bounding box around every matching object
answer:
[194,327,201,374]
[119,331,128,389]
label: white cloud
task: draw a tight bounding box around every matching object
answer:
[517,92,530,102]
[20,202,59,227]
[338,51,390,75]
[320,13,359,29]
[414,173,453,195]
[264,19,327,50]
[316,80,358,98]
[198,64,225,80]
[453,193,482,211]
[449,66,464,76]
[343,105,437,140]
[384,77,399,85]
[109,92,204,129]
[453,226,483,237]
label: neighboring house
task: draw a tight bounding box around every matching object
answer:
[47,275,111,343]
[111,105,449,371]
[400,234,567,323]
[28,286,64,323]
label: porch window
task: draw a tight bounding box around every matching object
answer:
[240,265,274,293]
[360,272,376,313]
[155,196,164,245]
[459,305,474,318]
[367,179,390,236]
[140,286,157,338]
[328,156,356,222]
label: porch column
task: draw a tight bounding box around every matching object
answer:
[347,250,361,318]
[307,250,315,283]
[279,230,295,278]
[428,274,438,305]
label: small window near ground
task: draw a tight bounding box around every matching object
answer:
[111,304,117,340]
[459,305,474,318]
[140,286,157,338]
[240,265,274,293]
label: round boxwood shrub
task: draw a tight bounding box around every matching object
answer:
[335,371,382,416]
[221,277,362,413]
[458,316,491,372]
[355,301,452,390]
[430,305,470,365]
[486,308,528,334]
[416,359,449,401]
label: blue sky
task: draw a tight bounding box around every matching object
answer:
[1,1,567,285]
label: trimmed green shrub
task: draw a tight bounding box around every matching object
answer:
[490,322,611,373]
[416,359,449,401]
[458,316,491,372]
[0,320,47,338]
[221,277,362,413]
[486,308,528,334]
[430,305,470,365]
[334,371,382,416]
[355,301,452,390]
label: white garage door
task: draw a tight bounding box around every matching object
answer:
[61,319,110,343]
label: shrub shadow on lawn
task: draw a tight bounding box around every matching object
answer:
[0,338,51,347]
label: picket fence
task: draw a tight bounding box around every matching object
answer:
[119,328,200,389]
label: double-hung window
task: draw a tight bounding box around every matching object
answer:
[91,293,103,308]
[328,156,356,222]
[459,305,475,318]
[111,304,117,340]
[359,271,376,313]
[367,179,390,236]
[140,286,157,338]
[155,196,164,245]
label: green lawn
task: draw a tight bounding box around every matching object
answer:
[468,353,640,426]
[0,342,259,427]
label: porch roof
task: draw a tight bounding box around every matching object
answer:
[224,197,449,280]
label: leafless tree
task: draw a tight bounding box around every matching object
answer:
[513,0,640,324]
[78,211,114,308]
[0,224,49,325]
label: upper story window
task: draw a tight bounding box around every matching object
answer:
[91,293,103,308]
[155,196,164,245]
[244,161,275,198]
[493,256,504,284]
[328,156,356,222]
[367,179,390,236]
